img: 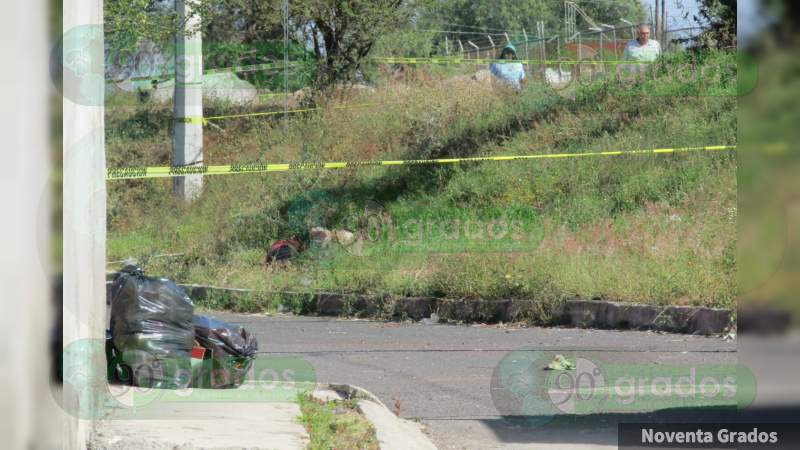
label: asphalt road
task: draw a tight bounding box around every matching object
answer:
[210,312,738,450]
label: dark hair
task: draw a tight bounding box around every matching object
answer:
[499,48,516,59]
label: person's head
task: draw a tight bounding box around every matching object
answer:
[637,25,652,44]
[499,44,517,60]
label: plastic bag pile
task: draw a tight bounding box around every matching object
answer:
[109,265,257,388]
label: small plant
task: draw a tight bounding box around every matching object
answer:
[298,393,380,450]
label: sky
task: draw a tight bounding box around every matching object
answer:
[573,0,702,30]
[645,0,700,29]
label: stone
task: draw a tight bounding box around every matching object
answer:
[472,69,492,83]
[136,72,259,106]
[310,227,333,248]
[333,229,356,246]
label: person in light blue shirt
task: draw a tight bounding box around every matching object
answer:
[623,24,662,62]
[490,44,526,90]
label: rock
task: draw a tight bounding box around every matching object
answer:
[286,87,309,108]
[472,70,492,83]
[203,72,258,105]
[545,67,572,87]
[333,229,356,246]
[310,227,333,248]
[135,72,258,106]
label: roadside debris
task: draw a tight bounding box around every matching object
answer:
[268,228,358,262]
[545,354,576,371]
[421,313,440,325]
[109,265,258,388]
[192,315,259,388]
[109,265,195,388]
[265,237,301,264]
[333,229,356,246]
[309,227,333,248]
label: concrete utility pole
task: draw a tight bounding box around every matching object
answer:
[173,0,204,201]
[62,0,106,449]
[661,0,667,44]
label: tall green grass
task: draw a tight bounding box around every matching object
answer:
[106,51,737,312]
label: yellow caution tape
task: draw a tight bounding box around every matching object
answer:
[175,117,208,125]
[370,57,650,65]
[205,62,297,75]
[109,62,298,84]
[107,145,735,181]
[108,57,639,85]
[175,103,380,125]
[205,107,321,121]
[259,92,290,98]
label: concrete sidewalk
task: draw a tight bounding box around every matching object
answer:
[91,383,309,450]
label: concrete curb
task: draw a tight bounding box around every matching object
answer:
[314,383,437,450]
[312,294,732,335]
[105,280,733,335]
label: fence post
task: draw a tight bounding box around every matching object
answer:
[173,0,204,201]
[556,36,561,64]
[523,28,529,66]
[468,41,480,69]
[655,0,660,42]
[599,32,604,60]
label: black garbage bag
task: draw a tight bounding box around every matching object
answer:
[109,265,194,388]
[192,314,258,388]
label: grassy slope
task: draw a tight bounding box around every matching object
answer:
[106,52,737,312]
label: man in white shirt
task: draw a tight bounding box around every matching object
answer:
[623,24,662,62]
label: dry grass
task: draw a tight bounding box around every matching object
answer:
[106,51,737,315]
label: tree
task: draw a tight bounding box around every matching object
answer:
[679,0,737,49]
[419,0,557,35]
[292,0,411,87]
[417,0,644,38]
[577,0,645,27]
[201,0,284,44]
[104,0,183,51]
[104,0,269,52]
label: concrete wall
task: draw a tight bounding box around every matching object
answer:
[0,0,59,449]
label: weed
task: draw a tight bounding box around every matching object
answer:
[107,51,737,311]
